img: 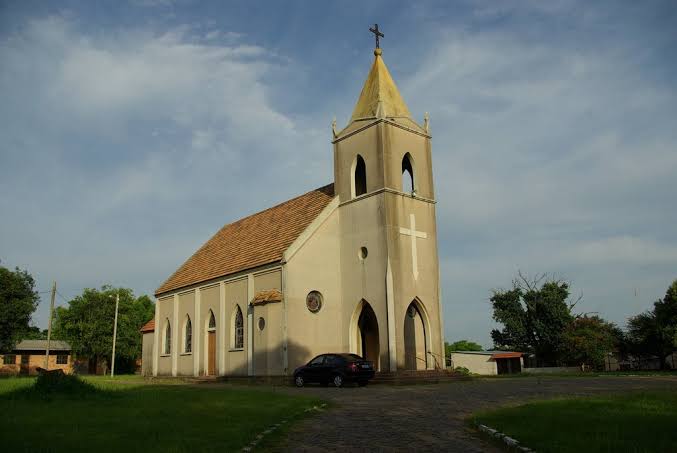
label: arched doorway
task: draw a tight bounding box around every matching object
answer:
[404,301,427,370]
[350,300,380,370]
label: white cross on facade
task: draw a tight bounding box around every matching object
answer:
[399,213,427,280]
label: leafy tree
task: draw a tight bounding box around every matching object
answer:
[490,272,577,366]
[445,340,483,356]
[562,315,619,369]
[54,286,154,373]
[627,279,677,369]
[0,265,40,352]
[23,326,48,340]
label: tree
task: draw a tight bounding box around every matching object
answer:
[23,326,48,340]
[0,265,40,353]
[627,279,677,369]
[445,340,483,356]
[54,286,154,373]
[562,315,619,370]
[490,272,577,366]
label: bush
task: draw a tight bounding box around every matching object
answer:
[30,371,100,398]
[454,366,471,375]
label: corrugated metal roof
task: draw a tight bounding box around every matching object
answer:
[14,340,71,351]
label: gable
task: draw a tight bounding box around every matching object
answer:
[156,184,335,296]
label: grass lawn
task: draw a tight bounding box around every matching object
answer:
[0,376,323,452]
[470,390,677,452]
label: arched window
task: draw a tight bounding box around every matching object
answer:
[233,305,244,349]
[402,153,415,194]
[183,315,192,353]
[352,154,367,197]
[208,310,216,330]
[163,319,171,355]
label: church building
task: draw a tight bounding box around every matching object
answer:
[150,40,445,377]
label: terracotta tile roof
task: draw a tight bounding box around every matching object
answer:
[140,319,155,333]
[251,289,283,306]
[156,183,335,296]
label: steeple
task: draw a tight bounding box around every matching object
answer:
[349,48,412,122]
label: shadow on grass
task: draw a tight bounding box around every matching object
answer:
[0,374,325,452]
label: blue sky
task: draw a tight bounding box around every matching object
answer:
[1,0,676,347]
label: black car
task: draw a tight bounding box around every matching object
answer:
[293,353,375,387]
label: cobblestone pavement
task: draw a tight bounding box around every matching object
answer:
[273,376,677,452]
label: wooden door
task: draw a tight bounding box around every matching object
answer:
[207,331,216,376]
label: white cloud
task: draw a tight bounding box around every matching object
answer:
[0,15,331,328]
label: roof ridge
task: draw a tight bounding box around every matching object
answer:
[218,183,334,232]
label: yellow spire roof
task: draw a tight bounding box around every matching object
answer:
[350,48,412,122]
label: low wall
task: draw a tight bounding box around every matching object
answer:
[523,366,580,374]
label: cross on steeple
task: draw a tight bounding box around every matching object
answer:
[369,24,384,49]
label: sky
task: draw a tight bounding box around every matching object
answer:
[1,0,676,348]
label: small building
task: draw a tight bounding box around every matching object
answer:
[0,340,73,375]
[450,351,523,375]
[140,319,155,376]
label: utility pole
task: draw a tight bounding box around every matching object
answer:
[111,292,120,377]
[44,281,56,369]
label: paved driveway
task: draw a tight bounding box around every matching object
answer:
[275,376,677,452]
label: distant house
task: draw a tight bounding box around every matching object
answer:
[450,351,523,375]
[140,319,155,376]
[0,340,73,375]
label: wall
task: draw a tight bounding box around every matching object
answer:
[156,296,173,375]
[154,264,283,377]
[224,278,247,375]
[141,332,154,376]
[177,291,195,376]
[253,269,283,375]
[450,353,497,375]
[285,204,342,371]
[0,352,73,375]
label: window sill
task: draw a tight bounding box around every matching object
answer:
[229,348,244,352]
[160,354,171,357]
[180,352,192,356]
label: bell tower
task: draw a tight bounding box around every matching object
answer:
[335,35,444,372]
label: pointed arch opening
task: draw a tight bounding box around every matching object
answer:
[402,152,415,194]
[183,315,192,353]
[231,305,244,350]
[349,300,380,370]
[351,154,367,198]
[163,318,171,355]
[207,310,216,330]
[204,310,217,376]
[404,299,432,370]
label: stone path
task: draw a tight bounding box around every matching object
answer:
[273,376,677,452]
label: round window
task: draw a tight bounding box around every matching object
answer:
[359,246,368,260]
[258,317,265,331]
[306,291,323,313]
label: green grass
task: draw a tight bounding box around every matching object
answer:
[0,376,323,452]
[470,390,677,452]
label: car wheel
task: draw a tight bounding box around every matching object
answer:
[358,380,368,387]
[332,374,344,388]
[294,375,304,387]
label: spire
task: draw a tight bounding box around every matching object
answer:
[349,48,412,123]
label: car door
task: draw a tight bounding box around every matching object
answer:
[305,355,326,382]
[322,354,340,380]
